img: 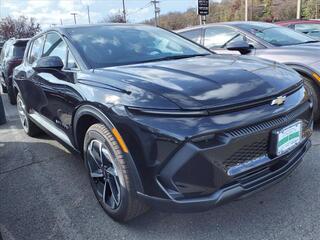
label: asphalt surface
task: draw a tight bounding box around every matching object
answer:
[0,92,320,240]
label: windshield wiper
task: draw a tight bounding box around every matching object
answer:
[296,40,320,45]
[141,54,210,63]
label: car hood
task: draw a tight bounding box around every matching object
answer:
[96,55,301,110]
[275,42,320,64]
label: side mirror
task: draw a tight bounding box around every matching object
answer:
[33,56,64,72]
[226,40,252,54]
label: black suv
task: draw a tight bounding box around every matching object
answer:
[13,24,312,222]
[0,38,29,104]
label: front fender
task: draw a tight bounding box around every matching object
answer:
[287,64,320,87]
[72,104,145,194]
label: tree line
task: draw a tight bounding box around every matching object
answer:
[144,0,320,30]
[0,0,319,40]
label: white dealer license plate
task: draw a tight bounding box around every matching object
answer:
[276,121,302,156]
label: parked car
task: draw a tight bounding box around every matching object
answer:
[0,38,29,104]
[13,24,313,222]
[0,41,5,54]
[276,20,320,40]
[177,21,320,121]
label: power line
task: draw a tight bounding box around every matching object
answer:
[126,2,152,17]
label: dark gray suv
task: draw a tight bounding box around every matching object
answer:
[0,38,29,104]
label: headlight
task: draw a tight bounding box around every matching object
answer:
[127,107,208,117]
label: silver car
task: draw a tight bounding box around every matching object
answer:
[177,21,320,121]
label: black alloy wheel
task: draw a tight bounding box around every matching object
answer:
[86,138,121,210]
[84,123,148,222]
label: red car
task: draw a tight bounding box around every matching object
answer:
[276,20,320,39]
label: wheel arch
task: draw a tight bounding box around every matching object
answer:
[73,104,116,152]
[12,81,19,100]
[287,64,320,88]
[73,104,145,193]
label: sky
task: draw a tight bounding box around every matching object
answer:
[0,0,216,28]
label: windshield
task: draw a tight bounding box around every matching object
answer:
[67,25,210,68]
[240,25,317,46]
[295,24,320,39]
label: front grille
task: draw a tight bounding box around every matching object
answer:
[226,101,310,138]
[223,139,268,169]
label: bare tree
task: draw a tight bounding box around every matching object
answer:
[102,13,126,23]
[0,16,41,40]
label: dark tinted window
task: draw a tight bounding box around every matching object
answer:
[180,29,202,43]
[29,36,45,64]
[13,46,26,58]
[67,25,209,68]
[43,33,66,65]
[204,26,238,48]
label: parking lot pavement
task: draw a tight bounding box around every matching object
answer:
[0,93,319,240]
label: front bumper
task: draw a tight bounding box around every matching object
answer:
[110,86,313,211]
[137,139,311,212]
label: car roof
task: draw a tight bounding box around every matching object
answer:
[177,21,279,32]
[44,23,149,36]
[276,19,320,26]
[6,38,29,46]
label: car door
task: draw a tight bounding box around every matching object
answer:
[33,31,82,142]
[15,35,46,113]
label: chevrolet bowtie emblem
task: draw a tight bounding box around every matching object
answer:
[271,96,286,106]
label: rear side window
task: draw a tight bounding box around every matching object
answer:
[180,29,202,44]
[28,36,45,65]
[43,32,67,65]
[13,45,26,58]
[204,26,239,48]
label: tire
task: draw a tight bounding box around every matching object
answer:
[7,85,16,105]
[84,123,148,222]
[17,93,41,137]
[1,83,7,93]
[303,76,320,122]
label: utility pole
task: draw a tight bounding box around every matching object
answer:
[297,0,301,19]
[316,0,319,19]
[245,0,248,21]
[70,12,78,24]
[87,5,91,24]
[151,0,160,26]
[122,0,127,23]
[60,18,63,25]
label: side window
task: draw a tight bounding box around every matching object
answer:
[180,29,202,44]
[66,50,77,69]
[204,26,239,49]
[227,34,264,49]
[43,32,67,66]
[28,36,45,65]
